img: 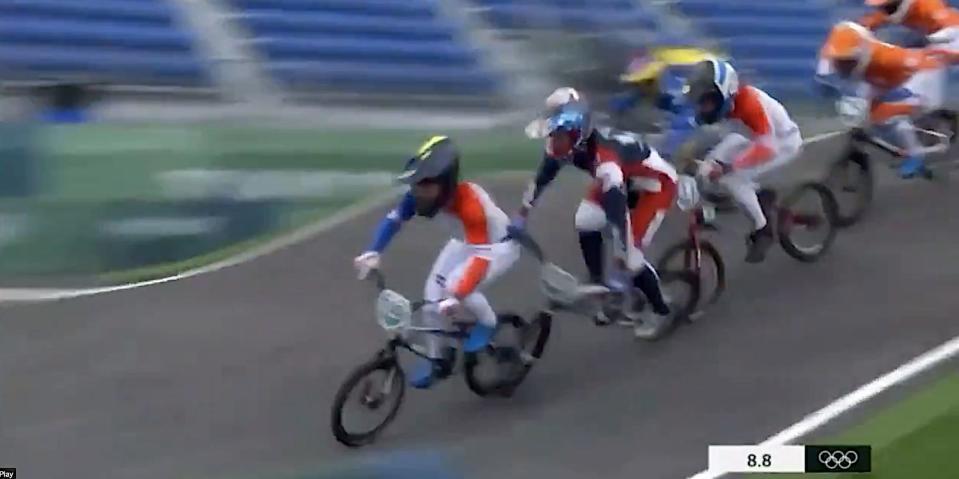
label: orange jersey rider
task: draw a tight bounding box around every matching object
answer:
[818,21,954,177]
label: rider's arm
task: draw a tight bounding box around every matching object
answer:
[368,191,416,253]
[728,89,776,170]
[450,186,493,299]
[659,107,698,160]
[519,155,563,216]
[610,91,640,114]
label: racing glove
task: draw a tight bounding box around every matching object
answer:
[353,251,380,280]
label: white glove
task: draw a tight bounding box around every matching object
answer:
[437,297,461,316]
[353,251,380,280]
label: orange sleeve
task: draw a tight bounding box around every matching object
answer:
[731,87,775,170]
[859,10,888,29]
[451,184,492,298]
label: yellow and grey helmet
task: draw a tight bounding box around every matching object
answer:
[398,136,461,217]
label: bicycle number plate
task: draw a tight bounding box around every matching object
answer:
[376,289,412,332]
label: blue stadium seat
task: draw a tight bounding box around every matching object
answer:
[231,0,502,96]
[473,0,663,32]
[0,0,209,86]
[674,0,959,98]
[0,46,206,84]
[241,11,456,40]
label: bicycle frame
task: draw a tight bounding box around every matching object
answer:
[850,125,951,157]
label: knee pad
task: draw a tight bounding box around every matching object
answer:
[574,200,606,232]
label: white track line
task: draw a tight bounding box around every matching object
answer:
[687,334,959,479]
[0,132,842,303]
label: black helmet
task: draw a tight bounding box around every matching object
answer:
[397,136,460,217]
[684,58,739,125]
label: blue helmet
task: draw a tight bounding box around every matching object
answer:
[544,101,593,157]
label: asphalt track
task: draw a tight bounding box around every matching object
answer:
[3,132,959,479]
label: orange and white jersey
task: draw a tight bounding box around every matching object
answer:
[438,181,510,297]
[723,85,801,169]
[440,181,509,245]
[861,0,959,35]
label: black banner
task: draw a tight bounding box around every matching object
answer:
[805,445,872,473]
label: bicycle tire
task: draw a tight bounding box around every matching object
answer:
[656,239,726,316]
[464,312,552,398]
[826,143,873,228]
[778,182,839,263]
[331,353,405,448]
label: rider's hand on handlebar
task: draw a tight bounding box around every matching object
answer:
[438,297,462,317]
[353,251,380,280]
[696,159,730,181]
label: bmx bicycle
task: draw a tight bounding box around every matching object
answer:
[509,229,700,341]
[330,269,552,448]
[657,180,726,320]
[672,169,839,265]
[826,96,958,227]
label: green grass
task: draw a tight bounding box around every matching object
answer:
[755,373,959,478]
[0,124,542,282]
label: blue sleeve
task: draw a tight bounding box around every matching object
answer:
[659,107,698,159]
[522,155,563,210]
[368,191,415,252]
[609,91,640,114]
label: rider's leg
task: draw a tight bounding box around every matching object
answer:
[575,184,608,285]
[714,133,803,262]
[626,178,674,316]
[414,239,471,388]
[709,133,773,261]
[870,90,925,178]
[444,241,521,353]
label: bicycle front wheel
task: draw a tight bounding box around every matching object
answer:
[657,239,726,318]
[331,353,405,448]
[464,312,552,398]
[825,146,873,228]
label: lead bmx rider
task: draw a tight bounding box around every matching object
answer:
[353,136,520,389]
[514,90,679,339]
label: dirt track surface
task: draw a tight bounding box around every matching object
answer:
[3,134,959,479]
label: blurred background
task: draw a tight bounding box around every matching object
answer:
[0,0,952,286]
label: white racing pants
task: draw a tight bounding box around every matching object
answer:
[706,131,803,230]
[419,239,520,359]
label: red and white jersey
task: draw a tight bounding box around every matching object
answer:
[724,85,801,169]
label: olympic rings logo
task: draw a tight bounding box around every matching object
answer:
[818,450,859,470]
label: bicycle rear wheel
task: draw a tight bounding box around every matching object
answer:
[331,352,405,448]
[777,182,839,263]
[464,312,552,398]
[657,239,725,319]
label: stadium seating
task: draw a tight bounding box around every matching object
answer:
[672,0,833,98]
[673,0,959,98]
[230,0,501,96]
[0,0,210,86]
